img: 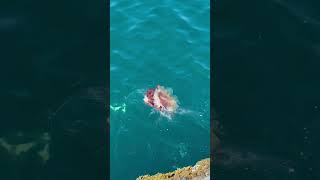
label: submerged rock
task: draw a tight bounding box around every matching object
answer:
[137,158,210,180]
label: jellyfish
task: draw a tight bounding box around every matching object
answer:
[143,85,178,114]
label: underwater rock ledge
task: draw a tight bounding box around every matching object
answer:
[136,158,210,180]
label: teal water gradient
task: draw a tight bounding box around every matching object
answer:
[110,0,210,179]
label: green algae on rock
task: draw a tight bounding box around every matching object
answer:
[137,158,210,180]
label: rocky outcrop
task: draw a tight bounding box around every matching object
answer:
[137,158,210,180]
[0,132,50,163]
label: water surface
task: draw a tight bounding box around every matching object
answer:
[110,0,210,179]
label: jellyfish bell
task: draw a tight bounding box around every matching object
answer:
[144,88,155,107]
[144,85,178,114]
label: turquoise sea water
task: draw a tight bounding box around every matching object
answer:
[110,0,210,179]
